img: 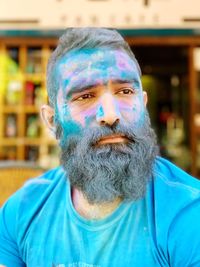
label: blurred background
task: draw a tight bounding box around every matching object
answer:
[1,0,200,203]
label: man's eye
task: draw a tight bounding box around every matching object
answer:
[75,93,94,101]
[117,88,134,95]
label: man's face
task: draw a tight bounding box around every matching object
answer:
[53,48,158,204]
[55,48,147,140]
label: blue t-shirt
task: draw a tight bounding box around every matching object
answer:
[1,157,200,267]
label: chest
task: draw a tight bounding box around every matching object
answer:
[21,209,158,267]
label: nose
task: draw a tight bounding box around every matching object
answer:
[96,93,121,126]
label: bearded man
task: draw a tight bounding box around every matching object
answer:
[1,28,200,267]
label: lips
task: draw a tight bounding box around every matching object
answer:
[96,134,130,145]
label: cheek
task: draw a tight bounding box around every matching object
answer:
[119,98,146,124]
[56,98,82,140]
[61,120,82,146]
[69,103,98,127]
[80,107,97,126]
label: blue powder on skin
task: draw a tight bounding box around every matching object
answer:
[55,48,146,141]
[60,120,82,147]
[97,106,104,119]
[84,116,93,126]
[62,120,81,136]
[54,100,82,147]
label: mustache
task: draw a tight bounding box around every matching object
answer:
[59,117,152,150]
[85,124,135,147]
[94,119,151,145]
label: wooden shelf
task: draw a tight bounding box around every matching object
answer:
[0,138,24,146]
[23,138,56,146]
[24,106,40,113]
[2,106,22,113]
[0,41,57,166]
[0,136,56,146]
[24,73,45,82]
[5,74,45,82]
[6,74,24,80]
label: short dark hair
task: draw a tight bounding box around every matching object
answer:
[47,27,141,107]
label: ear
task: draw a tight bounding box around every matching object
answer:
[40,104,55,133]
[143,91,148,106]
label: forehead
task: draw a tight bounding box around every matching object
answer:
[56,48,140,89]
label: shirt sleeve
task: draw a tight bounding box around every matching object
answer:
[0,194,26,267]
[168,197,200,267]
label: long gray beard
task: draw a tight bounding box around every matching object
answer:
[59,111,159,204]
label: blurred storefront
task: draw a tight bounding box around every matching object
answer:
[0,0,200,177]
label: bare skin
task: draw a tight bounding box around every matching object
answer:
[72,187,122,220]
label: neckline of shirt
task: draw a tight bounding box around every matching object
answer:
[66,178,134,231]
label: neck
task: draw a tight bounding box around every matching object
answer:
[72,187,122,220]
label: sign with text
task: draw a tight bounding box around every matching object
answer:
[0,0,199,29]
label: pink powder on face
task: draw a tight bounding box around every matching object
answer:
[56,48,145,130]
[115,51,136,71]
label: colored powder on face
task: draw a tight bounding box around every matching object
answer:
[115,51,134,71]
[61,107,81,136]
[82,105,99,126]
[85,116,93,126]
[63,120,81,136]
[134,108,146,128]
[113,100,121,118]
[96,92,123,122]
[55,91,82,145]
[97,106,104,119]
[84,116,93,126]
[60,120,82,147]
[56,48,145,136]
[132,106,137,112]
[57,48,142,94]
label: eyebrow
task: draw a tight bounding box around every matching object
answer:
[66,84,97,99]
[65,78,140,99]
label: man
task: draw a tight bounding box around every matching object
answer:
[1,28,200,267]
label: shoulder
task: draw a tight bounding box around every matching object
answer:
[152,156,200,196]
[21,166,66,196]
[150,156,200,218]
[0,166,67,240]
[151,155,200,219]
[147,157,200,265]
[0,167,67,264]
[5,166,67,205]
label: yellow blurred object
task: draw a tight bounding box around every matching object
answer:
[0,161,44,206]
[0,52,23,101]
